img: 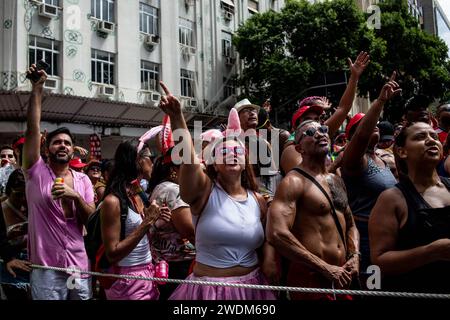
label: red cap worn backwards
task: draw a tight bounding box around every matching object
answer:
[291,105,324,129]
[345,113,365,139]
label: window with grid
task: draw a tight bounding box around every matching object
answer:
[91,49,115,85]
[91,0,115,22]
[28,36,60,77]
[223,77,236,99]
[222,32,233,57]
[44,0,60,6]
[180,69,195,98]
[179,19,195,47]
[139,3,159,35]
[141,61,159,91]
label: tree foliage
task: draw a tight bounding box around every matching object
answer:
[233,0,450,125]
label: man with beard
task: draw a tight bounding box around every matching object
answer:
[22,64,95,300]
[267,120,359,300]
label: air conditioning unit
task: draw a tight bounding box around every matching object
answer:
[189,99,198,108]
[39,3,58,18]
[144,34,159,51]
[145,92,160,106]
[98,85,115,97]
[30,0,44,4]
[225,57,235,66]
[44,78,58,90]
[224,11,233,21]
[97,20,115,34]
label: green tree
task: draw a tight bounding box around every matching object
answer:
[233,0,450,126]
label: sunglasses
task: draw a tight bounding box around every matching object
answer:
[216,146,246,156]
[0,154,14,158]
[88,166,101,171]
[296,125,329,143]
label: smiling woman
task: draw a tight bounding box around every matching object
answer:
[157,81,277,300]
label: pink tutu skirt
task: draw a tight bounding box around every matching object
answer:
[169,267,276,300]
[105,263,160,300]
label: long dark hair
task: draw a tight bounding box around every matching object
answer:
[147,153,179,193]
[205,137,258,192]
[103,140,139,218]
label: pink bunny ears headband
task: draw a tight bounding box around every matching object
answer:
[137,108,243,155]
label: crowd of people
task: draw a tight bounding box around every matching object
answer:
[0,53,449,300]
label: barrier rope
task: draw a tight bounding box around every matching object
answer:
[12,262,450,299]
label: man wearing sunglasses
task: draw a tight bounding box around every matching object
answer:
[436,103,450,144]
[280,52,370,174]
[268,120,359,300]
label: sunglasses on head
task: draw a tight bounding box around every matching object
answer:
[217,146,246,156]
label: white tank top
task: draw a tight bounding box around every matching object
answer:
[193,184,265,268]
[118,207,152,267]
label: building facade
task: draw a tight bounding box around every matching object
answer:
[0,0,284,156]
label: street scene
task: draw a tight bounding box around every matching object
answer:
[0,0,450,307]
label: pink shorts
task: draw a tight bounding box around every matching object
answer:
[104,263,160,300]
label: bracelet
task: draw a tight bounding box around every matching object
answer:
[347,251,361,260]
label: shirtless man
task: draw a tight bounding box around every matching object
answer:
[267,120,360,300]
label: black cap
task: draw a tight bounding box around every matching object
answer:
[377,121,394,141]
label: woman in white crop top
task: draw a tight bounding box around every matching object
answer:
[158,82,277,300]
[101,140,171,300]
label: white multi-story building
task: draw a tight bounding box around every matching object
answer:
[0,0,284,156]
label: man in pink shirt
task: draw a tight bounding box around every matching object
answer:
[23,65,96,300]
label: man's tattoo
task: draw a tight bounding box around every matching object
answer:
[325,175,348,212]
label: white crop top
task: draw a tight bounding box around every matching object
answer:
[193,184,265,268]
[118,207,152,267]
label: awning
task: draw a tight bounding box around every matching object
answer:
[0,91,225,129]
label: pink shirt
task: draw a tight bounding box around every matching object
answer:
[25,157,94,273]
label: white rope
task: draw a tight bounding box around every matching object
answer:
[22,262,450,299]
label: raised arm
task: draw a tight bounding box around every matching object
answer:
[325,52,370,137]
[158,82,210,214]
[22,65,47,170]
[369,188,450,275]
[342,72,401,175]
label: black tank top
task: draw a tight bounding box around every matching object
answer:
[383,176,450,293]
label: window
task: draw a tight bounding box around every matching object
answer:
[141,61,159,91]
[91,0,115,22]
[222,32,233,57]
[179,18,195,47]
[139,3,159,35]
[44,0,60,6]
[223,77,236,99]
[91,49,115,85]
[180,69,195,97]
[29,36,60,77]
